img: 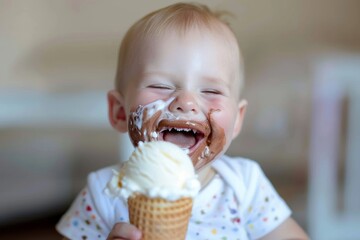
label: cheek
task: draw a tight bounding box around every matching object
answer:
[211,108,237,140]
[128,91,163,112]
[202,99,237,133]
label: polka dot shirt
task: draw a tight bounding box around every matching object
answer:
[56,156,291,239]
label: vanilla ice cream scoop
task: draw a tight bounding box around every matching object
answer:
[106,141,201,201]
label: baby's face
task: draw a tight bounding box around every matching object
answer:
[123,29,245,170]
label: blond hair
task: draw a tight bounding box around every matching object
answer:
[115,2,243,95]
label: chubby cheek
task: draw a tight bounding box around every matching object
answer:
[212,103,237,142]
[128,91,163,112]
[210,108,236,144]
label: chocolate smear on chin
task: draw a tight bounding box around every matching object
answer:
[191,109,226,171]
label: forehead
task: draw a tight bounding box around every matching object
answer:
[145,23,237,52]
[138,27,239,70]
[139,28,241,91]
[121,25,243,99]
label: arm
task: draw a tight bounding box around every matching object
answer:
[258,217,309,240]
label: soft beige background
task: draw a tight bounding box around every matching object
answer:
[1,0,360,239]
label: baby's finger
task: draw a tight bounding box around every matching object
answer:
[107,222,141,240]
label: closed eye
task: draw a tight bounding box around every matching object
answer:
[202,89,223,95]
[147,84,173,90]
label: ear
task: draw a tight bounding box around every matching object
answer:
[107,90,128,132]
[232,99,248,139]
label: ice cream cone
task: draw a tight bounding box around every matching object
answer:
[106,141,201,239]
[128,194,193,240]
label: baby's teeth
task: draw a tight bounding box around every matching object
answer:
[162,127,198,133]
[175,128,191,132]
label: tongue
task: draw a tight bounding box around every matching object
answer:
[163,131,196,149]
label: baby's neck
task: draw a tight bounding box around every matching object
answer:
[197,165,216,189]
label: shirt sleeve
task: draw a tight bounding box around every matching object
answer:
[56,167,129,240]
[243,161,291,239]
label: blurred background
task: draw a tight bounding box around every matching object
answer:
[1,0,360,239]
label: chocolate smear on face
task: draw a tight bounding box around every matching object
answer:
[191,109,226,170]
[128,105,162,146]
[128,102,226,171]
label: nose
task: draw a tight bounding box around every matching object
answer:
[168,91,199,114]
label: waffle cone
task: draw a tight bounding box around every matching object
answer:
[128,194,193,240]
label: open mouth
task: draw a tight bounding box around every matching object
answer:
[128,103,226,170]
[157,120,209,154]
[160,127,204,149]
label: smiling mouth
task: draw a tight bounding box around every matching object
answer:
[157,119,209,154]
[128,105,226,170]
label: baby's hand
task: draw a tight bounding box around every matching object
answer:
[107,222,142,240]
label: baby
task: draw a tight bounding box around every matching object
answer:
[57,3,308,240]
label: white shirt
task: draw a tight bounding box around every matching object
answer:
[56,155,291,239]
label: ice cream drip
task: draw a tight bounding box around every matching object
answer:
[128,99,226,170]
